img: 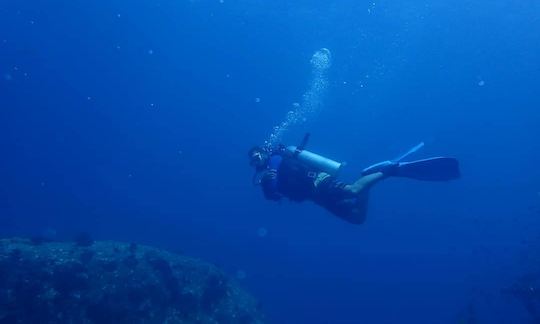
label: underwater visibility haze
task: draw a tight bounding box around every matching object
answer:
[1,0,540,323]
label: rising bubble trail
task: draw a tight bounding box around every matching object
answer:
[264,48,332,150]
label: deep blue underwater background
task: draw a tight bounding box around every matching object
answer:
[1,0,540,323]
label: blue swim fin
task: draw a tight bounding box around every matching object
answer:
[395,157,460,181]
[362,143,460,181]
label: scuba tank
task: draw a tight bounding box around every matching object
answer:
[285,133,343,177]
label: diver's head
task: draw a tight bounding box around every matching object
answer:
[248,146,269,170]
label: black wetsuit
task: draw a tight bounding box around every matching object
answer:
[260,153,316,202]
[259,152,359,220]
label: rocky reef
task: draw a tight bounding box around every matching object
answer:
[503,272,540,323]
[0,238,264,324]
[502,233,540,323]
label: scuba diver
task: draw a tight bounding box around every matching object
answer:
[249,134,461,224]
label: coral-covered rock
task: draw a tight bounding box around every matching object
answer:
[502,272,540,323]
[0,238,264,324]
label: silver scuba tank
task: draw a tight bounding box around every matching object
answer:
[285,146,343,177]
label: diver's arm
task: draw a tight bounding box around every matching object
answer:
[260,169,281,201]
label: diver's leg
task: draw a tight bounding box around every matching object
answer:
[317,172,385,225]
[340,172,385,224]
[347,172,386,195]
[345,193,369,224]
[332,187,371,224]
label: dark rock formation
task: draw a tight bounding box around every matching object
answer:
[0,238,264,324]
[503,272,540,323]
[503,233,540,323]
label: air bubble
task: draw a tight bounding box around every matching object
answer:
[257,227,268,237]
[264,48,331,150]
[310,48,332,70]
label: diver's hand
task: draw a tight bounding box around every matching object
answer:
[261,169,281,201]
[264,169,278,180]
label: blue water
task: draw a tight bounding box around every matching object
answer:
[1,1,540,323]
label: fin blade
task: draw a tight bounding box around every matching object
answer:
[397,157,460,181]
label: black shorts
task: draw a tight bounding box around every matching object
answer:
[313,173,359,219]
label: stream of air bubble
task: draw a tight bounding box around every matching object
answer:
[264,48,331,150]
